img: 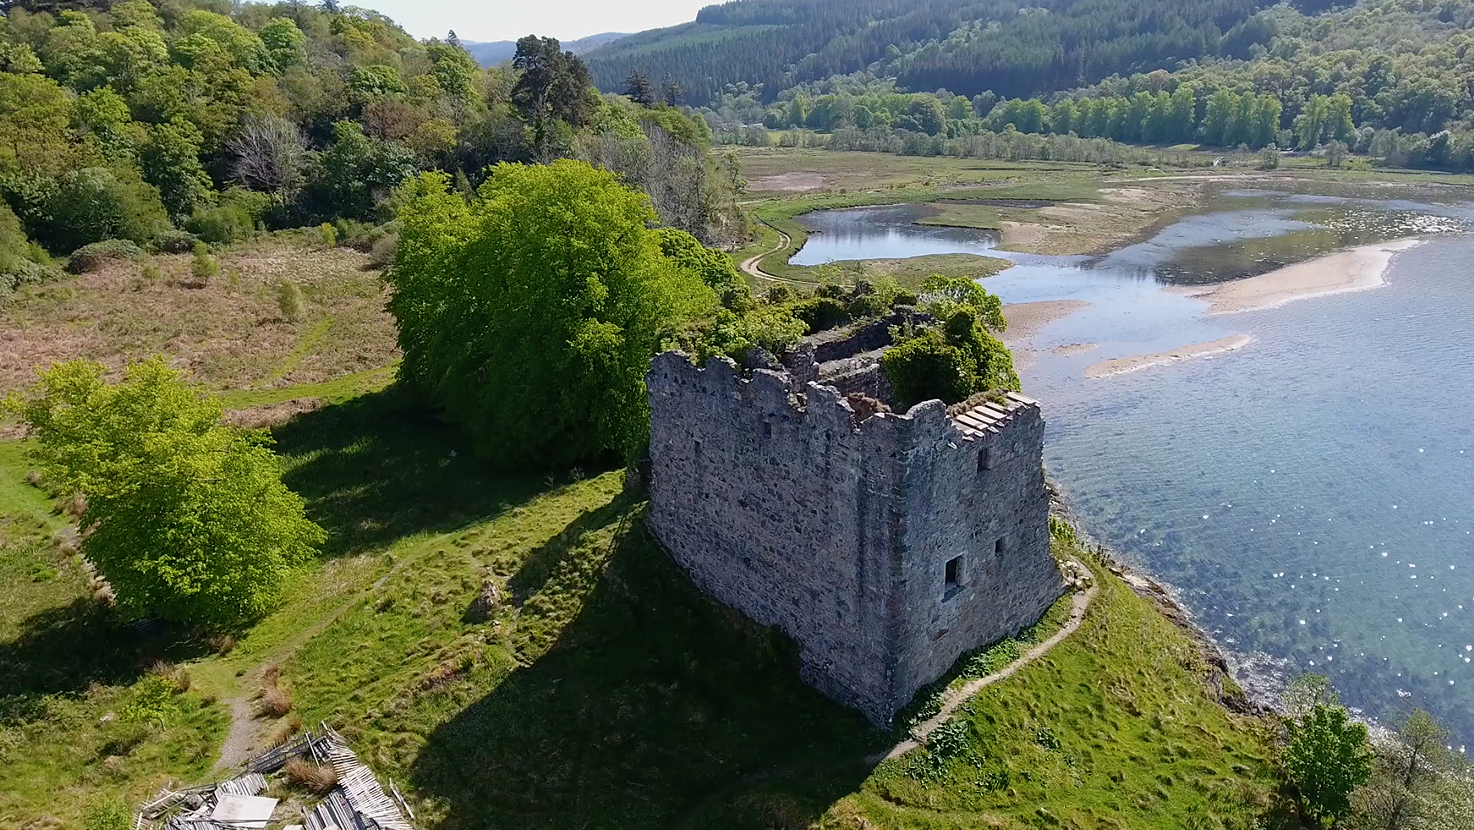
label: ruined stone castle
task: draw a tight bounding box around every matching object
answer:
[645,314,1065,726]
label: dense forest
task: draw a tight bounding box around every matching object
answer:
[0,0,739,298]
[595,0,1474,172]
[586,0,1269,107]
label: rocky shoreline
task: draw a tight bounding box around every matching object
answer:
[1046,480,1291,718]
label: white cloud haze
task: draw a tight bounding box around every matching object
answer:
[352,0,712,43]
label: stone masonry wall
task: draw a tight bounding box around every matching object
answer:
[645,352,1063,725]
[891,401,1063,706]
[646,352,907,721]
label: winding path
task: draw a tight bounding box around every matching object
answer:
[878,564,1099,762]
[738,219,790,283]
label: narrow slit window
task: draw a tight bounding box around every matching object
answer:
[977,448,992,472]
[762,421,773,439]
[994,536,1008,555]
[944,555,963,594]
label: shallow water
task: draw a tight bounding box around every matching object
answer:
[789,204,1003,265]
[801,190,1474,741]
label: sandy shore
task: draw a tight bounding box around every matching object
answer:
[1177,238,1422,314]
[1002,299,1089,341]
[1084,334,1252,379]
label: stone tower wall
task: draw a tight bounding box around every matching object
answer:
[645,352,1063,725]
[646,353,907,721]
[890,401,1062,705]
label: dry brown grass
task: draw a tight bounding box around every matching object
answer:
[257,663,292,717]
[263,715,303,749]
[0,238,399,395]
[282,757,338,796]
[258,685,292,718]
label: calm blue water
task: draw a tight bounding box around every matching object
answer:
[790,204,1003,265]
[804,193,1474,741]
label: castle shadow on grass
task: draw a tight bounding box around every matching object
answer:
[409,518,887,830]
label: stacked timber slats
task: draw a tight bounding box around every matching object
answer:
[950,392,1038,440]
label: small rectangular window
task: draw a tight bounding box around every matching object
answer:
[944,555,963,594]
[977,448,992,472]
[762,421,773,438]
[994,536,1008,555]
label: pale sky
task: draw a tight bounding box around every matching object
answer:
[351,0,712,43]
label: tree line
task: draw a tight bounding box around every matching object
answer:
[0,0,743,302]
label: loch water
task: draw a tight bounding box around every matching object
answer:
[794,190,1474,742]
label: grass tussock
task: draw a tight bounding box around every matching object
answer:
[258,666,292,718]
[283,757,338,795]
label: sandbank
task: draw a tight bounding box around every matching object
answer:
[1084,334,1252,379]
[1002,299,1089,341]
[999,220,1050,250]
[1177,238,1422,314]
[1052,342,1098,357]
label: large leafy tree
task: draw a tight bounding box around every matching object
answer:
[510,36,596,161]
[387,162,715,468]
[9,359,324,630]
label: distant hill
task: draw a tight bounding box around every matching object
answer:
[584,0,1266,106]
[464,32,630,67]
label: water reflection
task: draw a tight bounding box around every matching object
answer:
[790,204,1003,265]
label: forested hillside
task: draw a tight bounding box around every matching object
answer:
[0,1,738,300]
[585,0,1269,106]
[598,0,1474,172]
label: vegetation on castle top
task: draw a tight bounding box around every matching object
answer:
[883,275,1019,410]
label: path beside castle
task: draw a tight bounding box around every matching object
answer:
[738,221,790,282]
[880,562,1100,761]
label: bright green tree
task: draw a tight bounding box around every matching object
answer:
[141,118,215,219]
[387,164,716,468]
[0,72,73,176]
[1285,698,1374,826]
[8,358,324,630]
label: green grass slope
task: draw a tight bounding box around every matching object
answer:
[0,384,1287,829]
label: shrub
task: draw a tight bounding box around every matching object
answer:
[186,203,254,244]
[67,239,145,274]
[121,674,176,724]
[283,757,338,795]
[149,660,192,694]
[190,241,219,280]
[83,802,132,830]
[791,296,850,334]
[318,222,337,247]
[277,280,305,321]
[368,232,398,268]
[150,229,198,254]
[43,166,170,252]
[0,202,61,294]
